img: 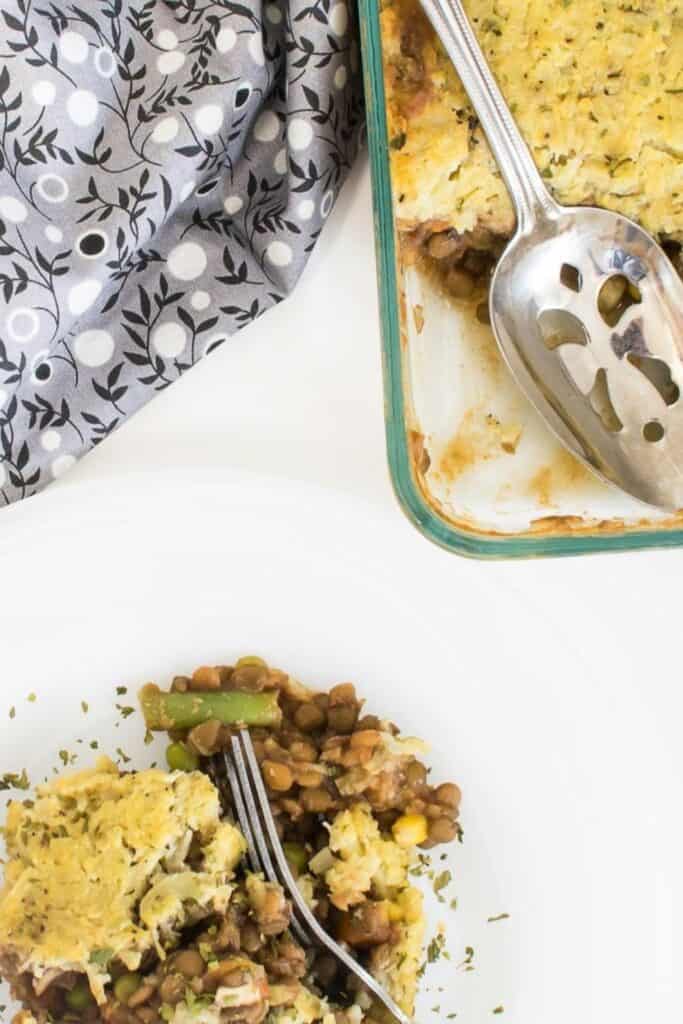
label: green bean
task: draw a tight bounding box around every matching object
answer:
[114,972,141,1004]
[166,741,200,773]
[65,980,94,1012]
[139,684,282,731]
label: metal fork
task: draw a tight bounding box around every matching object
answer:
[210,728,412,1024]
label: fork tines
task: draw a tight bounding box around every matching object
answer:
[211,728,412,1024]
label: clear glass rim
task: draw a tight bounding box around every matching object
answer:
[358,0,683,559]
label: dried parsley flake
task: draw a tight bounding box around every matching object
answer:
[0,769,30,791]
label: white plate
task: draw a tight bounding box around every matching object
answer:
[0,469,681,1023]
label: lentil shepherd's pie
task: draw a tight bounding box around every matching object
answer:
[382,0,683,293]
[0,658,462,1024]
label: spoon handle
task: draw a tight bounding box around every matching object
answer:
[419,0,557,231]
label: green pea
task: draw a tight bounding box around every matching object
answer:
[114,972,141,1004]
[89,947,113,967]
[166,741,200,772]
[283,841,308,874]
[65,980,94,1012]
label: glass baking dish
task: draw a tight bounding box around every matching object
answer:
[358,0,683,559]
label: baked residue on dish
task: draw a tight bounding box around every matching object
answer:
[526,449,595,509]
[437,408,522,484]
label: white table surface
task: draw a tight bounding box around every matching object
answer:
[2,158,683,1021]
[9,152,683,729]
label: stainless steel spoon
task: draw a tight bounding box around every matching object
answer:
[419,0,683,510]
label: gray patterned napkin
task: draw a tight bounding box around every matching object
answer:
[0,0,363,504]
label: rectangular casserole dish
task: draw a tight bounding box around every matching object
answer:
[359,0,683,558]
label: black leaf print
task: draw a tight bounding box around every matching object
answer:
[0,0,364,505]
[161,176,172,214]
[303,85,320,110]
[16,440,28,470]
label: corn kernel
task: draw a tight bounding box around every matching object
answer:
[392,813,428,848]
[386,900,403,923]
[399,886,423,923]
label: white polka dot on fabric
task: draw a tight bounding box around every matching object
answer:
[157,50,185,75]
[41,429,61,452]
[265,3,282,23]
[74,329,114,367]
[194,104,224,135]
[157,29,178,50]
[216,27,237,52]
[0,388,7,408]
[334,65,348,90]
[329,3,349,34]
[223,195,243,216]
[67,279,102,316]
[94,46,117,78]
[191,290,211,311]
[67,90,99,127]
[52,454,77,479]
[297,199,315,221]
[152,322,186,359]
[266,241,293,268]
[321,189,335,218]
[167,241,207,281]
[6,307,39,342]
[36,174,69,203]
[287,118,313,151]
[248,33,265,66]
[59,31,89,63]
[152,117,179,144]
[273,148,287,175]
[32,80,56,105]
[0,196,27,223]
[45,225,63,243]
[253,110,279,143]
[179,180,195,202]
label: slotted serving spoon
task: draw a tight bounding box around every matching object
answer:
[419,0,683,510]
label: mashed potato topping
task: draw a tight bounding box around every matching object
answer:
[0,758,244,1002]
[320,804,410,909]
[313,804,425,1013]
[382,0,683,243]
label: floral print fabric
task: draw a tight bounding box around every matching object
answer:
[0,0,363,503]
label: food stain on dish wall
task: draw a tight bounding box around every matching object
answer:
[438,408,522,483]
[526,447,594,508]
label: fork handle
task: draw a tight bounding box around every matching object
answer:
[418,0,558,231]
